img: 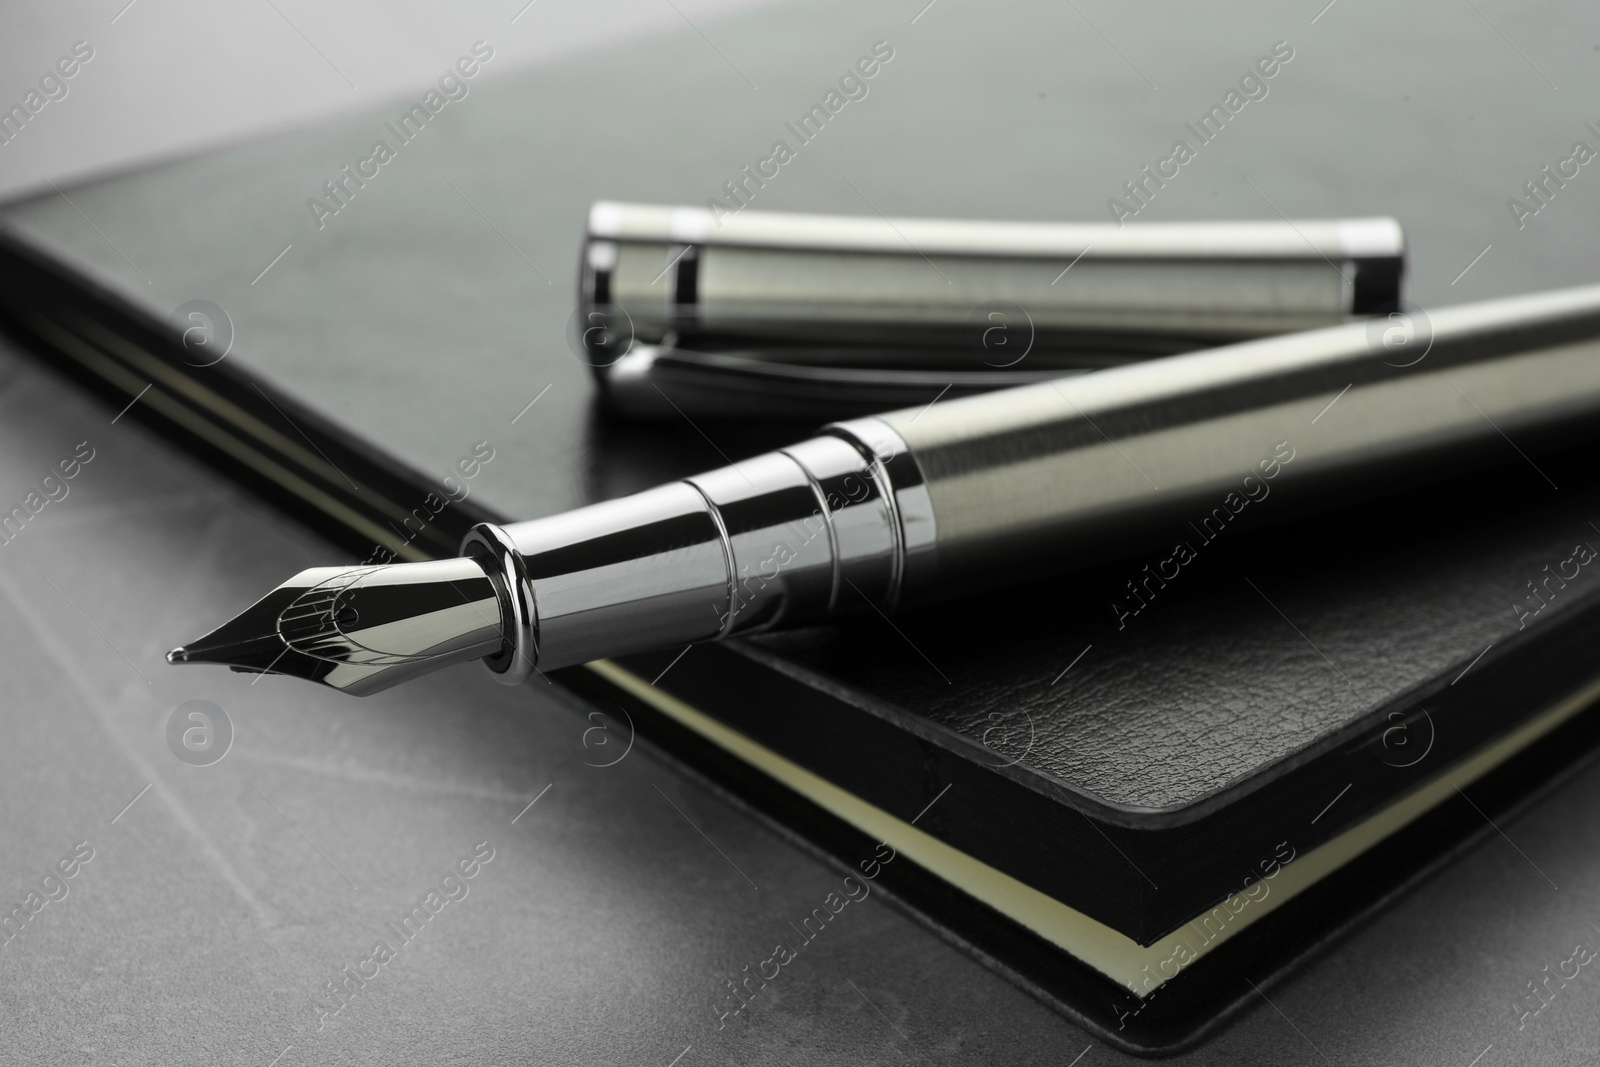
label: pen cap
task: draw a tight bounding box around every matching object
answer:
[576,202,1405,419]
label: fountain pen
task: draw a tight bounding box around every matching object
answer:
[171,283,1600,695]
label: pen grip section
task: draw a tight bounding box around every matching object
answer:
[492,483,729,671]
[481,430,926,671]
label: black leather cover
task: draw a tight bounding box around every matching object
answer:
[615,449,1600,944]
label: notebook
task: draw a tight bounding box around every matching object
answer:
[5,0,1600,1051]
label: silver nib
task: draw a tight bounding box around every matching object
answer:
[167,558,507,696]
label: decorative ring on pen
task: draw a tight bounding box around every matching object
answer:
[824,417,939,610]
[463,521,539,686]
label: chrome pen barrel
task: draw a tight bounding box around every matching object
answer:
[481,282,1600,680]
[877,284,1600,586]
[463,420,935,678]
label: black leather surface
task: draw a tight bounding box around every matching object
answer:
[750,455,1600,812]
[599,438,1600,942]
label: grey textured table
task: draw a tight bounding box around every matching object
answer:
[7,0,1600,1062]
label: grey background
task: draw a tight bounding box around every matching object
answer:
[6,0,1600,1062]
[0,0,787,202]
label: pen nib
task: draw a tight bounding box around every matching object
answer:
[167,557,507,695]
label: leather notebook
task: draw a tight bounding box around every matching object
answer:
[6,0,1600,1052]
